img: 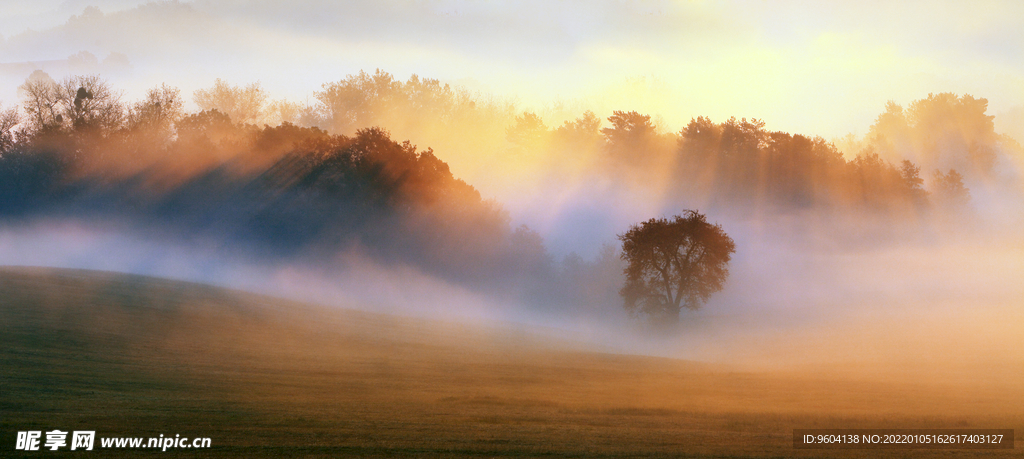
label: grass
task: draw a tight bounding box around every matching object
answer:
[1,267,1020,458]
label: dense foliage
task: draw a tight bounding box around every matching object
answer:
[619,211,735,322]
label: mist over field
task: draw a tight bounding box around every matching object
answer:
[0,79,1022,380]
[3,5,1024,458]
[0,1,1022,381]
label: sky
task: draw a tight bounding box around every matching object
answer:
[1,0,1022,139]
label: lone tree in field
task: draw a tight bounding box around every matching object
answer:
[619,210,736,322]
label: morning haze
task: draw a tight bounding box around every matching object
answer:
[0,2,1022,457]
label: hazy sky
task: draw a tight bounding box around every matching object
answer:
[1,0,1022,137]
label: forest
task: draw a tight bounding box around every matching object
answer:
[0,69,1020,317]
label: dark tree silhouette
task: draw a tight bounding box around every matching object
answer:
[602,110,656,145]
[619,210,735,322]
[601,110,659,162]
[19,73,122,135]
[0,103,18,152]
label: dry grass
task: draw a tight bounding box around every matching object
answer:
[1,267,1020,458]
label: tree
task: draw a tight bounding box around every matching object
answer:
[601,110,658,160]
[506,111,548,150]
[554,110,601,145]
[867,100,911,158]
[0,103,18,152]
[19,73,122,135]
[619,210,736,323]
[18,70,59,132]
[899,159,928,205]
[59,75,123,134]
[126,83,184,133]
[193,79,268,125]
[315,69,402,134]
[120,84,185,164]
[931,169,970,210]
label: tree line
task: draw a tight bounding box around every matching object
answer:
[0,69,1018,319]
[0,71,621,316]
[8,69,1001,225]
[510,107,999,222]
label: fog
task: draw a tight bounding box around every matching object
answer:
[1,3,1023,386]
[1,201,1021,381]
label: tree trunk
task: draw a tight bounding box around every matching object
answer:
[667,306,680,323]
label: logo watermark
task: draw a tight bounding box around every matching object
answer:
[15,431,210,451]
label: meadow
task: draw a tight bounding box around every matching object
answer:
[2,267,1020,458]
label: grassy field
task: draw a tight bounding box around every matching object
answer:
[1,267,1020,458]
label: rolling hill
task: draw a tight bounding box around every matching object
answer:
[1,267,1020,457]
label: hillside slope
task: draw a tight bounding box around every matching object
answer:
[1,267,1020,458]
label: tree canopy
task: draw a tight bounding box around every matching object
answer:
[619,211,736,322]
